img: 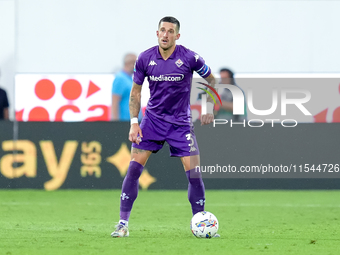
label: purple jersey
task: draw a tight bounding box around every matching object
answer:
[133,45,211,125]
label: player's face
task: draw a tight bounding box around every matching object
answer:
[157,22,180,51]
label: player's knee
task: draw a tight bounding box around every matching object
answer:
[181,156,200,171]
[130,150,151,166]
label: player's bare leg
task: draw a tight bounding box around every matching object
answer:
[181,154,200,171]
[130,148,152,166]
[111,148,151,238]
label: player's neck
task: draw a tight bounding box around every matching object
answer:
[158,45,176,60]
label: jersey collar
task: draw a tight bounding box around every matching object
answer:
[156,45,178,60]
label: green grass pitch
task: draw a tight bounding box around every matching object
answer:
[1,190,339,255]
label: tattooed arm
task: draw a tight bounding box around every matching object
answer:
[129,82,142,119]
[129,82,143,144]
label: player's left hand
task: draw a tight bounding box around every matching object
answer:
[201,113,214,125]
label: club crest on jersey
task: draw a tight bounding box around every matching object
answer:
[175,59,183,68]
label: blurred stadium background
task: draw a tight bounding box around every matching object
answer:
[1,0,340,120]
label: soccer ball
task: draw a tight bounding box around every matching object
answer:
[190,211,218,238]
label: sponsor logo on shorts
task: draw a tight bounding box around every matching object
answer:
[189,146,197,153]
[186,133,197,153]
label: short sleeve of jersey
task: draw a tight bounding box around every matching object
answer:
[187,50,211,78]
[133,54,146,86]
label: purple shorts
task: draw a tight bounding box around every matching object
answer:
[132,112,200,157]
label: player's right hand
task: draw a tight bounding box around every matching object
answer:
[129,124,143,145]
[201,113,214,125]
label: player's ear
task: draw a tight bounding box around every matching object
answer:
[176,33,180,40]
[156,30,159,37]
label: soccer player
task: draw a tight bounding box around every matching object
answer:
[111,16,218,237]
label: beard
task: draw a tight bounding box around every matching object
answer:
[158,40,174,51]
